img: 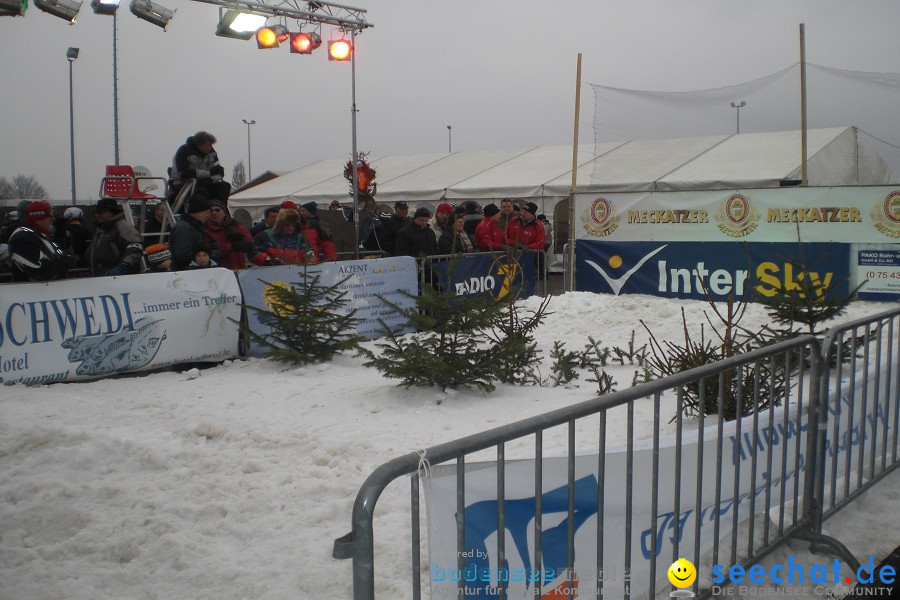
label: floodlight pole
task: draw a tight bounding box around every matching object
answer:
[350,26,360,259]
[730,101,746,134]
[67,47,79,203]
[447,125,452,153]
[113,12,120,164]
[242,118,256,180]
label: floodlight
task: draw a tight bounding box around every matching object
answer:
[215,9,266,40]
[90,0,118,14]
[328,38,352,61]
[0,0,27,17]
[129,0,174,30]
[34,0,82,22]
[290,31,321,54]
[256,25,287,49]
[66,46,80,60]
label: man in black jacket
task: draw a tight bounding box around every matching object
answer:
[169,195,218,271]
[89,198,144,277]
[7,201,70,282]
[170,131,231,207]
[395,207,438,258]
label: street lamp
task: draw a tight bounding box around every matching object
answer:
[447,125,452,153]
[730,101,746,134]
[242,119,256,181]
[67,47,79,203]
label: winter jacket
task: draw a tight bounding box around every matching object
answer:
[7,226,70,282]
[506,216,546,250]
[169,214,219,271]
[474,218,506,252]
[301,217,338,262]
[395,222,438,258]
[204,216,253,270]
[438,229,475,255]
[89,212,144,276]
[251,229,316,266]
[171,136,225,187]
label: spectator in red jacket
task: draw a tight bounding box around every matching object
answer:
[506,202,546,250]
[251,207,316,266]
[474,203,505,252]
[204,199,253,270]
[299,202,338,262]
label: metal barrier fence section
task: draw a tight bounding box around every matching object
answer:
[334,307,900,600]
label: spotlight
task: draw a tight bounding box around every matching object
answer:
[129,0,174,30]
[66,46,79,59]
[0,0,27,16]
[328,38,352,61]
[34,0,82,22]
[256,25,287,49]
[90,0,118,14]
[215,9,266,40]
[290,31,321,54]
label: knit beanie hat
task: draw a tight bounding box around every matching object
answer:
[24,201,53,225]
[280,200,298,211]
[436,202,453,214]
[301,202,318,215]
[144,243,172,266]
[187,195,211,214]
[482,204,500,217]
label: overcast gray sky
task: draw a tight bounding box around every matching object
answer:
[1,0,898,202]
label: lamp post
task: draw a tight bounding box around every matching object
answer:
[242,119,256,180]
[90,0,122,164]
[447,125,452,153]
[730,101,746,134]
[67,47,79,203]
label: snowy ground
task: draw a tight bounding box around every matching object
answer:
[1,293,897,600]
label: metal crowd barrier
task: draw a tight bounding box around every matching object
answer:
[333,307,900,600]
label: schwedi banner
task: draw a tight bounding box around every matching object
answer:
[424,364,895,600]
[428,251,537,300]
[0,268,242,385]
[575,241,850,300]
[237,256,418,353]
[575,187,900,243]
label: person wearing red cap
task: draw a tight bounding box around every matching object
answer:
[429,202,454,243]
[7,201,70,282]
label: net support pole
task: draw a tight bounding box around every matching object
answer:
[567,53,582,293]
[800,23,808,186]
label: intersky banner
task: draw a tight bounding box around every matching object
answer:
[237,256,418,354]
[427,251,537,300]
[575,241,850,300]
[424,362,896,600]
[0,268,242,385]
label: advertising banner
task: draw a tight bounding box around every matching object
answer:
[424,365,895,600]
[857,249,900,301]
[575,241,849,301]
[428,251,537,300]
[575,187,900,243]
[237,257,418,354]
[0,268,242,385]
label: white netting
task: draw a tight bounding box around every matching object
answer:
[590,62,900,182]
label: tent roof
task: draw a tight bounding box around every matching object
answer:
[230,127,897,212]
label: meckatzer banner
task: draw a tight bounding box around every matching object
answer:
[575,241,849,301]
[237,256,418,356]
[0,268,242,385]
[424,362,895,600]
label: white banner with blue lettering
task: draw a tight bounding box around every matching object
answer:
[237,257,418,354]
[424,363,895,600]
[0,268,242,385]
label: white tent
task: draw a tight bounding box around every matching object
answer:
[229,126,897,218]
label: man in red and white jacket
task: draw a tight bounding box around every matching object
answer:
[506,202,545,251]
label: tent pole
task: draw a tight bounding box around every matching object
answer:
[567,53,582,293]
[800,23,808,186]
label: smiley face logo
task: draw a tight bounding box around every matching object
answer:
[668,558,696,588]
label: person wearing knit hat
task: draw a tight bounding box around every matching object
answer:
[169,131,231,208]
[429,202,454,241]
[250,207,317,266]
[280,199,298,211]
[204,197,253,270]
[395,206,438,258]
[506,200,545,251]
[7,201,70,282]
[297,202,338,262]
[168,194,219,271]
[90,197,143,277]
[301,202,318,215]
[143,243,173,273]
[475,204,505,252]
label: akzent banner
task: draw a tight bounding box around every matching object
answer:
[575,241,849,300]
[424,363,895,600]
[0,268,242,385]
[237,256,418,354]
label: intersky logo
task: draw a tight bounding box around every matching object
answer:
[584,244,668,295]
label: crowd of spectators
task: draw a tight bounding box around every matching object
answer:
[1,196,551,283]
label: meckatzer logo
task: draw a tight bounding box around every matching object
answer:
[870,190,900,238]
[581,196,619,237]
[715,193,760,238]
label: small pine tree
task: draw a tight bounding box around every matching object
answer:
[243,269,363,364]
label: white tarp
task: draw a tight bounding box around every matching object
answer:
[229,127,897,218]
